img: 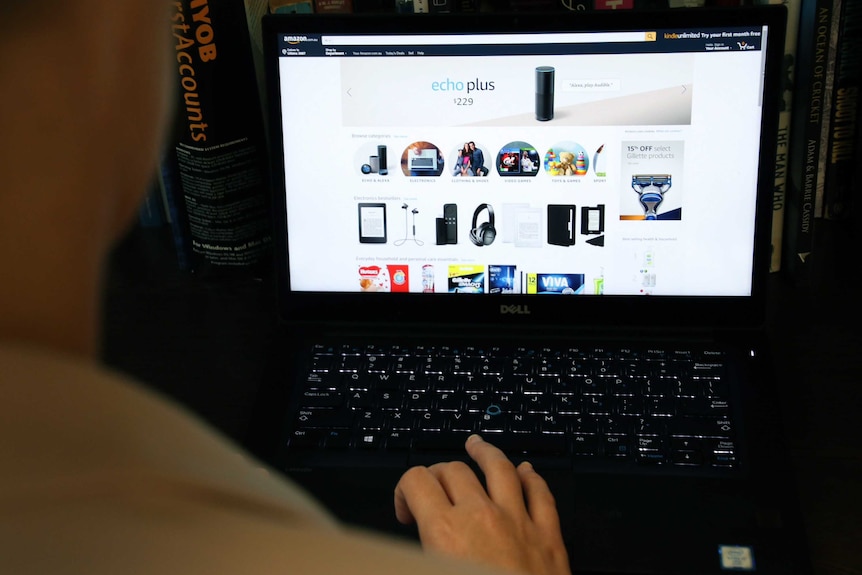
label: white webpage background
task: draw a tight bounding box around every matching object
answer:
[278,48,763,295]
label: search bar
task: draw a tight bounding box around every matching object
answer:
[321,32,654,46]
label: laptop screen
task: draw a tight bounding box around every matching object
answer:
[264,9,784,325]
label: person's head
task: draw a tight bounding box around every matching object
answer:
[1,1,172,242]
[469,142,476,150]
[0,1,173,356]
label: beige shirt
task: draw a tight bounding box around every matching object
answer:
[0,344,499,575]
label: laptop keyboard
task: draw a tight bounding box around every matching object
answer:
[286,342,739,470]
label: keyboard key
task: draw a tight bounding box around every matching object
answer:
[416,411,446,431]
[554,394,581,415]
[356,433,382,450]
[585,394,612,415]
[300,390,344,409]
[525,394,553,414]
[645,397,675,417]
[405,391,432,411]
[414,431,470,452]
[385,431,412,451]
[378,390,403,410]
[357,410,386,431]
[539,414,566,434]
[494,434,567,456]
[387,410,414,431]
[364,354,390,373]
[295,409,354,430]
[449,412,479,432]
[636,450,667,465]
[323,430,351,450]
[569,415,599,434]
[602,435,630,458]
[392,356,420,374]
[310,355,334,372]
[435,391,462,411]
[571,434,598,456]
[338,355,363,373]
[479,413,507,433]
[288,429,323,449]
[671,437,702,451]
[636,436,664,452]
[635,417,665,436]
[510,414,536,433]
[669,417,734,439]
[347,390,373,409]
[671,450,704,466]
[302,372,343,391]
[677,397,731,417]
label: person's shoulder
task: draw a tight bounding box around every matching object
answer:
[0,342,335,526]
[0,344,501,575]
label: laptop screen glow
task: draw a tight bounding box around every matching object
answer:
[273,24,772,297]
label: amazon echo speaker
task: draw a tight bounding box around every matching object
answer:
[377,145,388,175]
[535,66,555,121]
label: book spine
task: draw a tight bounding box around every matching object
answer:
[508,0,572,11]
[782,0,835,283]
[314,0,354,12]
[167,0,273,276]
[428,0,457,12]
[850,97,862,233]
[137,173,168,228]
[824,0,862,220]
[395,0,415,12]
[765,0,802,273]
[269,0,315,12]
[159,151,193,272]
[813,0,843,218]
[353,0,396,12]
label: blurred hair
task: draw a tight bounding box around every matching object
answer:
[0,3,69,33]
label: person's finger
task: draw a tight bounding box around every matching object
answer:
[393,466,453,525]
[464,434,524,510]
[426,459,488,506]
[517,460,564,535]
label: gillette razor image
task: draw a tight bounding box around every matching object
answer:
[632,174,671,220]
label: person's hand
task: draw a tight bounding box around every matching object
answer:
[393,434,570,575]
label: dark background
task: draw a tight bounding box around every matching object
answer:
[101,219,861,575]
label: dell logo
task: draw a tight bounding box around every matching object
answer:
[500,304,531,315]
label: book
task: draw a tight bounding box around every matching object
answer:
[762,0,803,273]
[456,0,480,11]
[159,149,192,271]
[353,0,396,11]
[428,0,457,12]
[137,172,169,229]
[395,0,419,12]
[507,0,575,12]
[849,100,862,233]
[823,0,862,220]
[782,0,836,283]
[813,0,843,218]
[314,0,354,12]
[270,0,315,12]
[163,0,273,276]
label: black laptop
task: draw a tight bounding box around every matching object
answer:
[253,6,811,574]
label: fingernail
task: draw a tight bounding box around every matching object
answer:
[467,434,483,444]
[520,460,534,471]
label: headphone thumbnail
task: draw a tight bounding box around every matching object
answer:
[470,203,496,246]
